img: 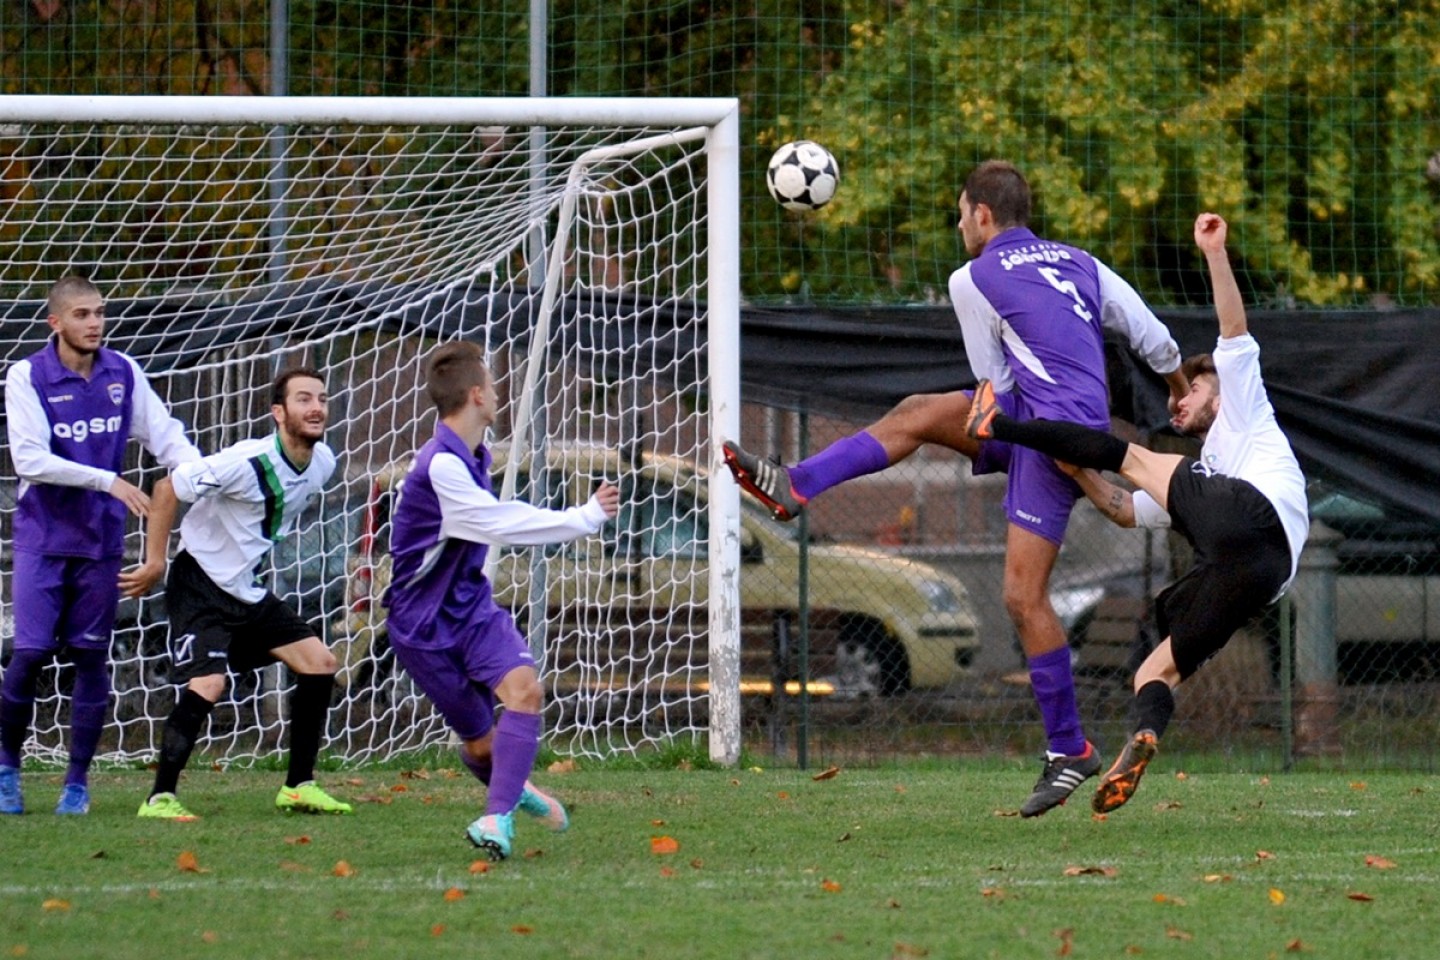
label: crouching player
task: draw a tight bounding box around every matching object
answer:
[384,341,619,860]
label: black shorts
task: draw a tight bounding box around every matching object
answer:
[164,550,318,685]
[1156,459,1292,679]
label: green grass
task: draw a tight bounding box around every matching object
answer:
[3,758,1438,959]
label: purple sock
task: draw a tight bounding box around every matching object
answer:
[1027,647,1087,756]
[0,648,48,769]
[458,744,492,785]
[65,648,110,788]
[788,431,891,501]
[485,710,541,816]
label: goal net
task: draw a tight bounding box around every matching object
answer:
[0,96,742,769]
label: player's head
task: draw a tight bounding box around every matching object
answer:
[427,341,497,426]
[271,367,329,447]
[1173,354,1219,437]
[957,161,1031,256]
[46,275,106,357]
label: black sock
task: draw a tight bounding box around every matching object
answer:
[990,415,1129,473]
[152,688,215,798]
[284,674,335,788]
[1130,679,1176,739]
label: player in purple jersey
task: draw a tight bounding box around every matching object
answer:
[1,276,201,816]
[966,213,1308,813]
[723,161,1190,817]
[384,341,619,861]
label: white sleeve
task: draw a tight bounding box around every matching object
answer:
[123,355,203,468]
[170,445,258,504]
[1095,260,1182,376]
[949,265,1015,392]
[4,359,117,492]
[431,452,609,546]
[1210,334,1272,435]
[1131,490,1173,530]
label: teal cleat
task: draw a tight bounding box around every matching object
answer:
[466,811,514,861]
[516,781,569,832]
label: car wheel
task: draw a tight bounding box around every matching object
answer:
[833,622,910,699]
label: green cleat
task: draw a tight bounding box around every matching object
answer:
[276,781,353,815]
[516,780,569,832]
[138,792,198,821]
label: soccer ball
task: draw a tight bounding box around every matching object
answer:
[766,140,839,211]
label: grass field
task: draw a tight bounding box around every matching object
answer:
[2,754,1437,960]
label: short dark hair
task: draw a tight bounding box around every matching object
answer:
[271,367,326,407]
[1181,354,1216,383]
[962,160,1031,229]
[426,341,489,416]
[48,275,101,318]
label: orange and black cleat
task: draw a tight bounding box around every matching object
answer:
[1092,730,1159,814]
[720,440,807,522]
[965,379,1000,440]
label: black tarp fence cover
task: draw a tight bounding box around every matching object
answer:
[2,288,1436,523]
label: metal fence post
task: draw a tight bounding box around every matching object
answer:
[1291,521,1344,757]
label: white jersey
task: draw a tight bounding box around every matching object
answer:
[1134,333,1310,586]
[171,434,337,603]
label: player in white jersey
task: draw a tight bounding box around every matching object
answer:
[967,212,1309,813]
[129,368,352,820]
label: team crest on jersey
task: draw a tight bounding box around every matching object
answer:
[108,383,125,405]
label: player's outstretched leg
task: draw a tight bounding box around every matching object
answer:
[1092,731,1158,814]
[516,779,569,832]
[1020,741,1102,818]
[467,811,515,861]
[720,440,808,521]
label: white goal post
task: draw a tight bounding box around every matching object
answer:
[0,96,744,767]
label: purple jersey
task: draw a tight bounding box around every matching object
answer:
[12,342,135,559]
[383,424,500,650]
[952,227,1111,430]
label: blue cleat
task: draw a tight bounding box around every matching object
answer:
[55,783,90,815]
[516,780,569,832]
[0,765,22,815]
[465,811,514,861]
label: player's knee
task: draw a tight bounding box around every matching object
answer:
[188,674,226,702]
[507,679,545,714]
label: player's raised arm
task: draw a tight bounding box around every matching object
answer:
[1195,213,1247,340]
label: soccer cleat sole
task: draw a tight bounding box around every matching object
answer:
[721,442,804,522]
[1092,735,1158,814]
[965,379,1000,440]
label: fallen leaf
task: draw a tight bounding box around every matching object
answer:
[689,859,704,870]
[511,925,534,935]
[176,851,207,873]
[885,898,902,909]
[401,769,431,780]
[651,835,679,855]
[659,866,676,878]
[1350,781,1367,791]
[148,889,161,900]
[332,910,349,921]
[748,766,764,773]
[353,794,393,805]
[89,850,106,859]
[1286,939,1307,952]
[1256,850,1277,861]
[981,887,1006,899]
[1202,874,1233,883]
[1154,801,1183,811]
[200,931,218,944]
[1054,927,1074,957]
[893,943,929,958]
[1364,855,1397,870]
[521,848,544,859]
[344,777,365,786]
[1174,771,1187,780]
[443,887,465,902]
[812,766,841,781]
[1091,812,1108,822]
[777,791,791,800]
[278,861,308,873]
[893,785,907,794]
[1268,887,1286,905]
[430,924,446,937]
[836,832,852,842]
[821,879,842,893]
[1152,894,1187,906]
[1259,776,1271,786]
[1124,947,1143,955]
[10,945,29,957]
[547,758,578,774]
[728,778,741,786]
[389,784,409,793]
[332,860,356,878]
[469,861,490,875]
[651,819,666,826]
[1062,865,1117,878]
[1165,927,1193,941]
[1346,891,1375,902]
[283,836,311,845]
[993,808,1020,817]
[41,899,70,912]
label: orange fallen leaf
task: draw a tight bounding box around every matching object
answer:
[981,887,1007,899]
[894,784,907,794]
[893,944,928,958]
[1364,855,1397,870]
[200,932,218,944]
[547,758,578,774]
[430,924,446,937]
[1153,894,1187,906]
[278,860,308,873]
[443,887,465,902]
[401,769,431,780]
[1166,926,1194,941]
[468,861,490,875]
[1090,812,1108,822]
[389,784,409,793]
[777,791,791,800]
[41,899,70,912]
[812,766,841,781]
[650,836,679,855]
[1174,771,1188,780]
[1268,888,1286,905]
[511,925,534,935]
[821,879,842,893]
[283,835,311,845]
[332,860,356,877]
[689,858,705,870]
[1054,927,1074,957]
[993,809,1020,817]
[1202,874,1233,883]
[1346,891,1375,902]
[1256,850,1277,861]
[885,898,902,909]
[1062,865,1117,877]
[1349,781,1367,791]
[332,910,350,921]
[651,819,666,826]
[521,848,544,859]
[1259,776,1271,786]
[659,866,676,878]
[1286,939,1307,952]
[10,945,30,956]
[176,851,207,873]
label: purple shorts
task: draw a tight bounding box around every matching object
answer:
[967,390,1082,547]
[11,551,123,652]
[388,609,536,741]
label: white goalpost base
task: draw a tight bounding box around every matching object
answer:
[0,96,742,767]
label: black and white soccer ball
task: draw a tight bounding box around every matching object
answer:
[765,140,839,211]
